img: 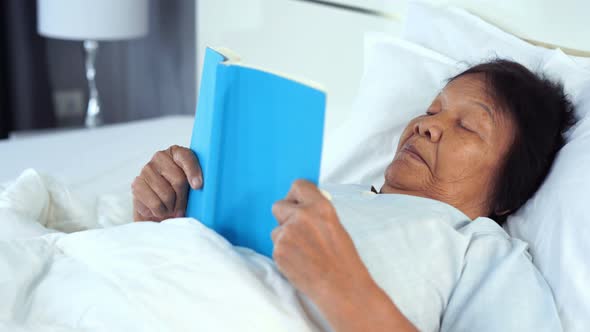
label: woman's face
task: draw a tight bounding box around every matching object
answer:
[381,74,516,219]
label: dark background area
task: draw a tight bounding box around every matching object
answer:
[0,0,196,138]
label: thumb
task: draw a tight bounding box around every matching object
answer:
[170,145,203,189]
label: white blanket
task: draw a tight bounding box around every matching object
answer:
[0,170,319,332]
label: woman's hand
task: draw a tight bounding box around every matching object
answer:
[132,145,202,222]
[271,180,371,301]
[271,180,418,332]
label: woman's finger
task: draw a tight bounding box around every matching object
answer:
[153,152,190,215]
[170,145,203,189]
[131,177,167,219]
[143,164,177,212]
[133,198,153,222]
[272,200,298,224]
[287,179,324,204]
[173,188,188,218]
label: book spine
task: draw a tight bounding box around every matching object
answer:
[204,64,232,226]
[186,50,232,226]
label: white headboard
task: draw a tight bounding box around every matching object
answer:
[196,0,590,133]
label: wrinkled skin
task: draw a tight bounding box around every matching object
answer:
[382,74,515,219]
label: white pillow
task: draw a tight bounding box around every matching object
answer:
[402,1,590,120]
[320,35,461,188]
[402,1,590,71]
[401,1,551,69]
[543,50,590,120]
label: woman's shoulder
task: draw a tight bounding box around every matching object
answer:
[459,216,531,259]
[443,217,561,331]
[455,216,536,264]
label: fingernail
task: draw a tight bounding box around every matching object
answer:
[175,211,184,218]
[191,177,202,189]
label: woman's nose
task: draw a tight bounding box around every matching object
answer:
[414,119,442,142]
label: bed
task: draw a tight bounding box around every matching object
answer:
[0,116,194,193]
[2,0,590,330]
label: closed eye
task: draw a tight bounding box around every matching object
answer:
[458,121,474,132]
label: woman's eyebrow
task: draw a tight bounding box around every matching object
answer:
[471,101,495,124]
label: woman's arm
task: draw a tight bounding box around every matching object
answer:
[314,271,418,332]
[271,180,418,332]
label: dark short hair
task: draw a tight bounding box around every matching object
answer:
[450,59,576,224]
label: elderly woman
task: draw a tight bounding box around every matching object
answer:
[132,60,574,331]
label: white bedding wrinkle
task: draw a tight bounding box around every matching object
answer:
[0,219,320,331]
[0,169,99,234]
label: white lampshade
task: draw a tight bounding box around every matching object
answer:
[37,0,149,41]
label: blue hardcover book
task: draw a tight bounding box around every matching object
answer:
[186,47,326,257]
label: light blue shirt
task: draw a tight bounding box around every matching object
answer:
[305,184,562,332]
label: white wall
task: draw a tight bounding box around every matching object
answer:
[196,0,401,133]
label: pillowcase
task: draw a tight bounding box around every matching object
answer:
[320,35,461,188]
[402,1,590,120]
[543,50,590,120]
[401,1,551,69]
[401,1,590,72]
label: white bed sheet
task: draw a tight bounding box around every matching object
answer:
[0,116,195,195]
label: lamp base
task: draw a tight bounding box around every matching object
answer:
[85,96,102,128]
[84,40,103,128]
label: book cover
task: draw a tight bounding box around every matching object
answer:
[186,47,326,257]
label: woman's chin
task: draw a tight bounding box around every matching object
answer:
[384,159,427,193]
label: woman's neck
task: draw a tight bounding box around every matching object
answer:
[378,184,488,220]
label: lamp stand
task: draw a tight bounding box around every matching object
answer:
[84,40,102,128]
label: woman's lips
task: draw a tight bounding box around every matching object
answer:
[401,144,427,165]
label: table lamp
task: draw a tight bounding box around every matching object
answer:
[37,0,149,128]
